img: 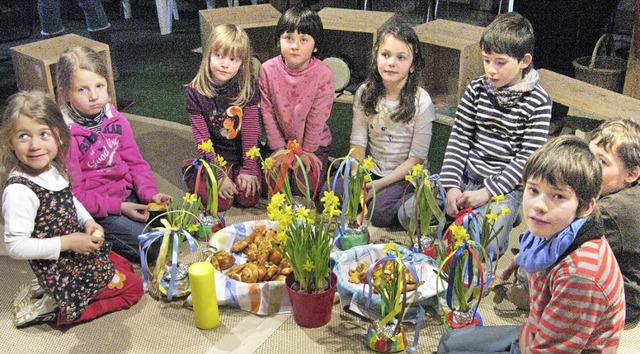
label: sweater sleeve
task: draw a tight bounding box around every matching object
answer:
[112,108,158,202]
[349,86,368,149]
[301,65,335,153]
[2,184,61,260]
[259,62,286,151]
[483,91,551,195]
[440,84,478,190]
[409,89,436,162]
[239,104,261,176]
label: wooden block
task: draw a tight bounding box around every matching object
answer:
[414,20,485,107]
[539,69,640,122]
[623,27,640,99]
[318,7,395,81]
[199,4,281,62]
[10,34,117,107]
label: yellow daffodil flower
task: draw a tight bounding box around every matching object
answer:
[197,140,214,153]
[215,155,227,167]
[361,156,375,171]
[246,146,261,159]
[486,212,499,223]
[302,259,315,272]
[262,157,274,170]
[500,206,511,216]
[287,140,301,151]
[492,194,505,202]
[183,193,198,204]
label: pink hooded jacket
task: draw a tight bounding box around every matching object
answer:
[64,104,158,218]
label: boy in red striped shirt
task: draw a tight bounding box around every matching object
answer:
[438,135,625,353]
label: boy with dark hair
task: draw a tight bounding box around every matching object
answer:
[399,12,551,257]
[438,135,625,353]
[589,118,640,322]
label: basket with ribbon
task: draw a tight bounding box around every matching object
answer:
[363,242,425,353]
[137,193,205,301]
[327,151,376,250]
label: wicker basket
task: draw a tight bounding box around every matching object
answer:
[572,34,627,93]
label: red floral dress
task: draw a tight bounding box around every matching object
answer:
[8,177,115,322]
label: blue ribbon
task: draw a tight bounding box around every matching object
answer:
[137,227,198,301]
[429,173,447,242]
[445,240,485,311]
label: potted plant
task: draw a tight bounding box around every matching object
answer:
[246,140,321,209]
[404,164,446,259]
[327,151,376,250]
[137,193,201,301]
[364,242,424,353]
[267,190,341,327]
[182,139,228,237]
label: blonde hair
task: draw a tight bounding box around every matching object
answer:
[189,24,255,106]
[589,118,640,171]
[0,91,70,185]
[56,46,112,107]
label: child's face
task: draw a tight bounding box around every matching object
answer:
[209,49,242,85]
[69,69,109,116]
[279,31,315,70]
[522,177,587,239]
[589,139,636,196]
[10,114,58,174]
[482,51,531,88]
[376,34,414,92]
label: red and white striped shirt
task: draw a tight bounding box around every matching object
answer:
[519,236,625,353]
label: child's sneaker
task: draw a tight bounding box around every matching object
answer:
[13,278,44,314]
[14,294,58,328]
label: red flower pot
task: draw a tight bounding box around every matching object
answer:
[285,271,337,328]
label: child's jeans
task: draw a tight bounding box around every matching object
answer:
[97,193,158,264]
[37,0,110,35]
[398,172,522,256]
[437,325,521,353]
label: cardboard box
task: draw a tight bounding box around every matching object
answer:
[11,34,117,107]
[414,19,485,107]
[199,4,281,63]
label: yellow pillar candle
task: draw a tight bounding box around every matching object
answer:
[188,262,219,329]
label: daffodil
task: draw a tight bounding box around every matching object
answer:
[262,157,274,170]
[383,241,400,257]
[183,193,198,204]
[246,146,261,159]
[215,155,227,167]
[287,140,301,151]
[321,190,340,210]
[500,206,511,216]
[197,139,214,153]
[296,207,313,224]
[361,156,375,171]
[302,259,315,272]
[492,194,505,202]
[486,212,499,223]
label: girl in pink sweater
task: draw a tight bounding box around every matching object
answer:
[259,5,335,197]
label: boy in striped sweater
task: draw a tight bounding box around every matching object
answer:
[398,12,552,256]
[438,136,625,353]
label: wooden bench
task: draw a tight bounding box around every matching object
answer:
[538,68,640,123]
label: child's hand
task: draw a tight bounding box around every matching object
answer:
[445,188,463,217]
[501,257,519,282]
[219,178,238,200]
[458,188,491,210]
[151,193,171,204]
[237,174,260,198]
[60,233,102,255]
[122,202,150,222]
[84,220,104,237]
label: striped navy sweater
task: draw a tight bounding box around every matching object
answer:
[440,77,552,195]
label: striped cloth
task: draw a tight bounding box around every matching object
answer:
[519,236,625,353]
[440,77,551,195]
